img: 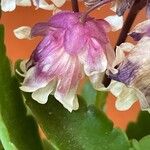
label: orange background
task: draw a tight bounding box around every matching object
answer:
[1,1,146,129]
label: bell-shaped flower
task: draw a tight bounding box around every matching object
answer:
[108,37,150,111]
[1,0,66,12]
[15,11,115,112]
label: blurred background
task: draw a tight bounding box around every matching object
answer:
[0,0,147,129]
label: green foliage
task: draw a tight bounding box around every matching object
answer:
[126,111,150,140]
[0,141,4,150]
[96,91,108,110]
[138,135,150,150]
[81,81,97,106]
[0,25,43,150]
[130,135,150,150]
[81,81,108,110]
[21,92,130,150]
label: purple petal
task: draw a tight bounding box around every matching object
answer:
[64,24,86,55]
[31,22,55,37]
[49,11,79,29]
[79,38,107,76]
[27,29,65,68]
[109,60,139,85]
[129,20,150,40]
[129,32,144,41]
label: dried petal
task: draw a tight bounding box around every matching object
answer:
[105,15,123,31]
[13,26,31,39]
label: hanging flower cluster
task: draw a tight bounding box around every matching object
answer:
[12,0,150,112]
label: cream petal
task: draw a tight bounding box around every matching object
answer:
[16,0,31,6]
[79,38,107,76]
[108,80,124,96]
[33,0,56,10]
[1,0,16,12]
[129,19,150,34]
[54,57,81,112]
[105,44,116,73]
[52,7,61,15]
[51,0,66,7]
[54,87,79,112]
[15,60,28,77]
[20,67,50,92]
[13,26,31,39]
[104,15,123,31]
[32,80,56,104]
[115,86,137,111]
[20,60,28,73]
[133,70,150,110]
[89,72,106,90]
[112,42,135,70]
[135,88,150,111]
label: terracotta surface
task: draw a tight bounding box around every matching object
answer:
[1,1,146,129]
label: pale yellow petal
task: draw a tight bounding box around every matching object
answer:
[13,26,31,39]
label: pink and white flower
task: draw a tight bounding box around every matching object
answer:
[109,35,150,111]
[15,11,115,111]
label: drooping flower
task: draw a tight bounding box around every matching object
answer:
[108,36,150,111]
[15,11,115,112]
[1,0,66,12]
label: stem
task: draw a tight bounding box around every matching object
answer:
[71,0,79,12]
[80,0,112,23]
[116,0,147,46]
[103,0,147,87]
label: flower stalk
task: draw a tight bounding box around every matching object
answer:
[80,0,112,23]
[71,0,79,12]
[116,0,147,46]
[103,0,147,87]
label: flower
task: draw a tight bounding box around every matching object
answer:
[111,0,149,17]
[15,11,115,112]
[108,37,150,111]
[1,0,66,12]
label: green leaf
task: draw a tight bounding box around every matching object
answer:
[21,92,130,150]
[81,81,108,110]
[130,135,150,150]
[81,81,97,106]
[96,91,108,110]
[138,135,150,150]
[0,25,43,150]
[126,111,150,140]
[0,141,4,150]
[42,139,56,150]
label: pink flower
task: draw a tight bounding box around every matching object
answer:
[17,11,114,112]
